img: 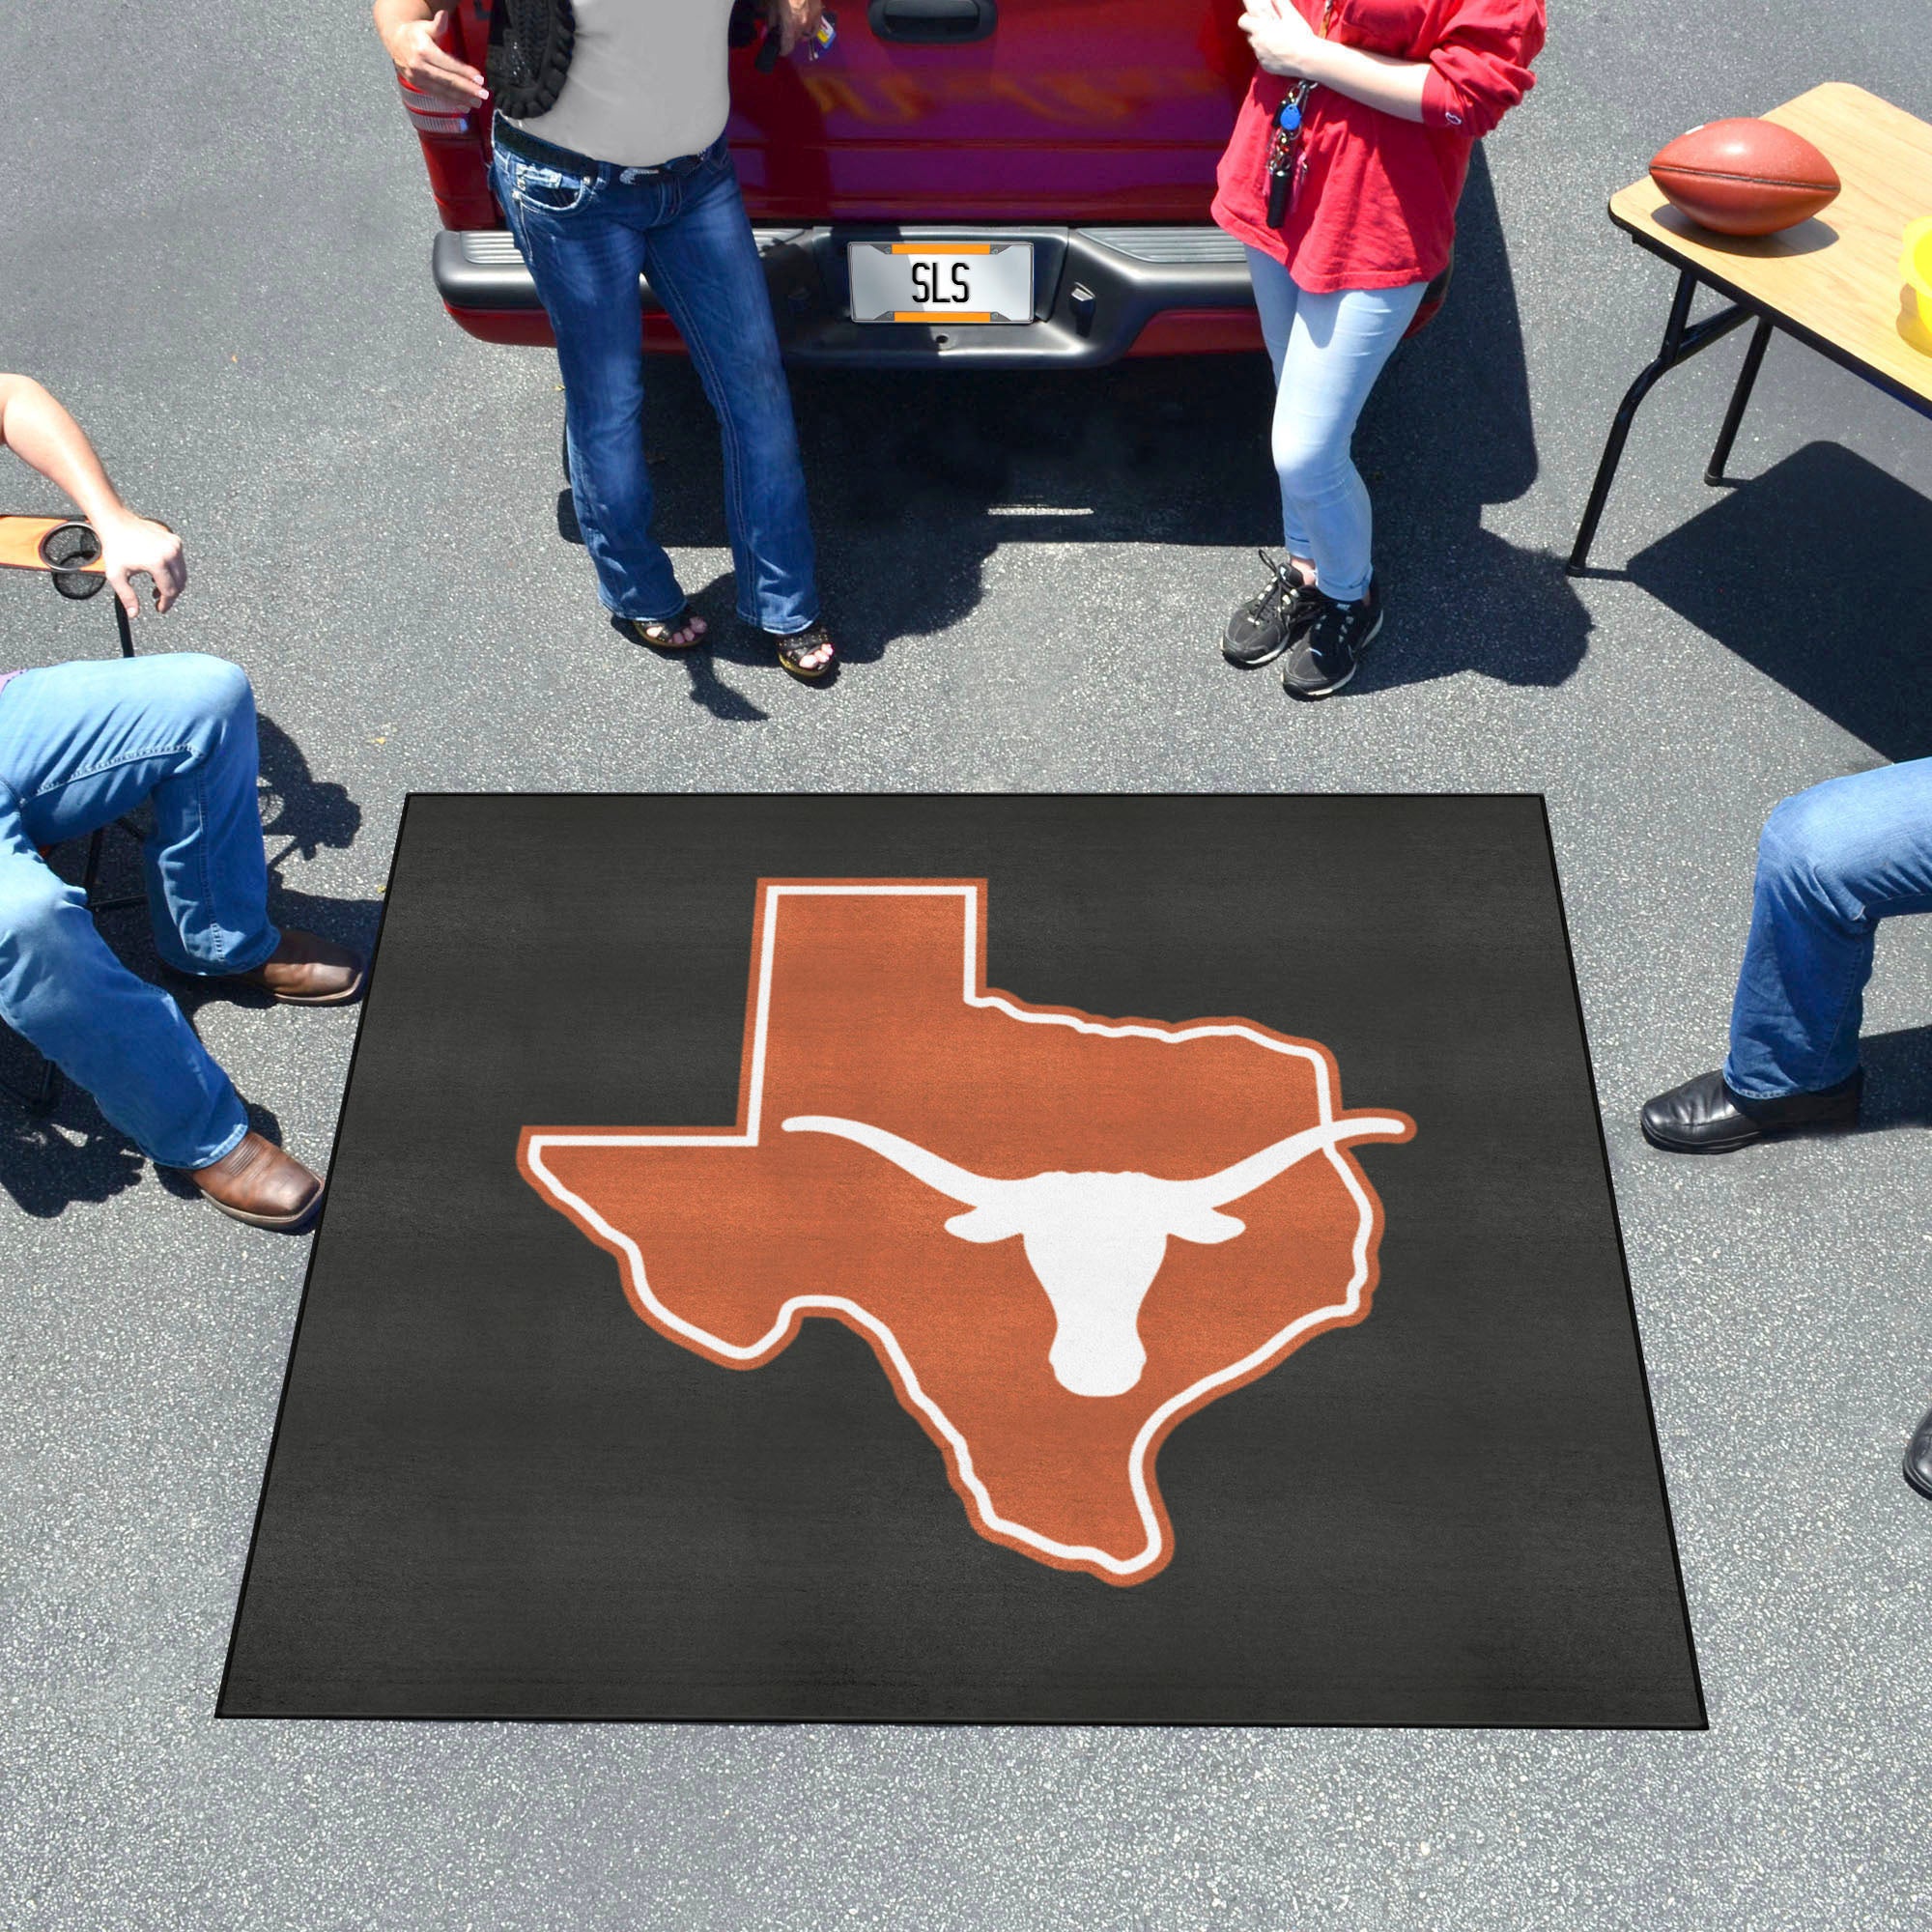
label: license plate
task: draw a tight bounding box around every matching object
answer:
[847,242,1034,325]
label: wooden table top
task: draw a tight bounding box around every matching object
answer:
[1609,82,1932,411]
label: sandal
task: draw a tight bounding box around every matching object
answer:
[623,604,707,651]
[770,621,838,682]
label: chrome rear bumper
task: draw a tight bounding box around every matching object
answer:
[434,222,1257,368]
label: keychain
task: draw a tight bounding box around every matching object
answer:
[1264,82,1313,227]
[1261,0,1334,227]
[754,6,837,69]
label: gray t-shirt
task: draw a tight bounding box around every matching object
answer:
[508,0,739,170]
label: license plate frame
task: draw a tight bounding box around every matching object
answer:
[846,241,1036,326]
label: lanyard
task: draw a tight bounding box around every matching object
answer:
[1264,0,1336,226]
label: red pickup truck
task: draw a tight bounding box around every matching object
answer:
[413,0,1293,366]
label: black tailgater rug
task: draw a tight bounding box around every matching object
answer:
[220,794,1703,1726]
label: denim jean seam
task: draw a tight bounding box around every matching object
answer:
[611,599,699,627]
[180,1113,251,1172]
[517,183,594,217]
[1793,925,1871,1091]
[28,741,192,797]
[190,771,218,963]
[672,248,796,625]
[665,270,761,614]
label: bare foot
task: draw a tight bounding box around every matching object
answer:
[628,610,709,651]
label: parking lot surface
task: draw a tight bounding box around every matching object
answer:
[3,3,1930,1927]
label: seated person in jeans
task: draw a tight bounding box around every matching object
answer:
[0,373,362,1231]
[375,0,838,681]
[1640,757,1932,1498]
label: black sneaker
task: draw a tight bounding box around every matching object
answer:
[1222,552,1317,668]
[1282,577,1383,699]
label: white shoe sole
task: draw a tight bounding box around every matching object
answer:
[1284,609,1382,700]
[1223,635,1292,668]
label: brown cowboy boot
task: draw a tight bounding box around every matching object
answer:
[188,1131,324,1231]
[224,929,365,1006]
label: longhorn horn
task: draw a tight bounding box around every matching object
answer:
[781,1115,1007,1208]
[1176,1116,1411,1208]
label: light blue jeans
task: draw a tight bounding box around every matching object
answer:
[494,127,820,635]
[0,654,276,1168]
[1725,758,1932,1098]
[1245,248,1426,604]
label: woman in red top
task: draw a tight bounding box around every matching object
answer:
[1212,0,1545,696]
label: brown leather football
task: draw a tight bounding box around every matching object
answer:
[1649,118,1841,237]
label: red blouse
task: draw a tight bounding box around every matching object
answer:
[1210,0,1546,295]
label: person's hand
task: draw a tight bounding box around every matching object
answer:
[378,13,488,108]
[97,512,186,616]
[1238,0,1327,80]
[765,0,824,58]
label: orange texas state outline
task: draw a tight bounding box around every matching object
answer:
[520,881,1412,1584]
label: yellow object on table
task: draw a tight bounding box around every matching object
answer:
[1902,216,1932,355]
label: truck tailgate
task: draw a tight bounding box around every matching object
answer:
[724,0,1249,224]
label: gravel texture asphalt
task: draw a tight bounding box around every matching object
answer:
[3,1,1931,1926]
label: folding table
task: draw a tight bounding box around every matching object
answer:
[1568,83,1932,574]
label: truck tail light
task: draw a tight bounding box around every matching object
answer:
[400,75,473,139]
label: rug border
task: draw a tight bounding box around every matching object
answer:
[213,791,415,1720]
[1528,791,1709,1731]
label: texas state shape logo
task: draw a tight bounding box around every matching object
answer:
[518,880,1414,1585]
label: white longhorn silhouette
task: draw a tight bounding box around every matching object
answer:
[781,1112,1409,1398]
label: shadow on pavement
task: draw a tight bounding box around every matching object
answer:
[1860,1024,1932,1132]
[258,712,362,869]
[610,344,1285,670]
[564,496,777,721]
[1348,143,1591,696]
[606,145,1583,692]
[0,713,376,1219]
[1628,441,1932,762]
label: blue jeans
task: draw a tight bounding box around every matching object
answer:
[0,655,276,1168]
[1725,758,1932,1098]
[1245,249,1426,604]
[493,128,820,635]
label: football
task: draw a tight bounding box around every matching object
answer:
[1649,118,1841,237]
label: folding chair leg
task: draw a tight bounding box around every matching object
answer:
[79,816,148,916]
[0,1041,63,1115]
[79,824,108,897]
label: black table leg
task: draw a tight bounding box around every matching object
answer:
[1567,269,1756,575]
[1705,317,1775,485]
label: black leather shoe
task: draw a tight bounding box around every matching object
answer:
[1905,1406,1932,1501]
[1639,1066,1861,1153]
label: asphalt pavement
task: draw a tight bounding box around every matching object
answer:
[3,1,1931,1926]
